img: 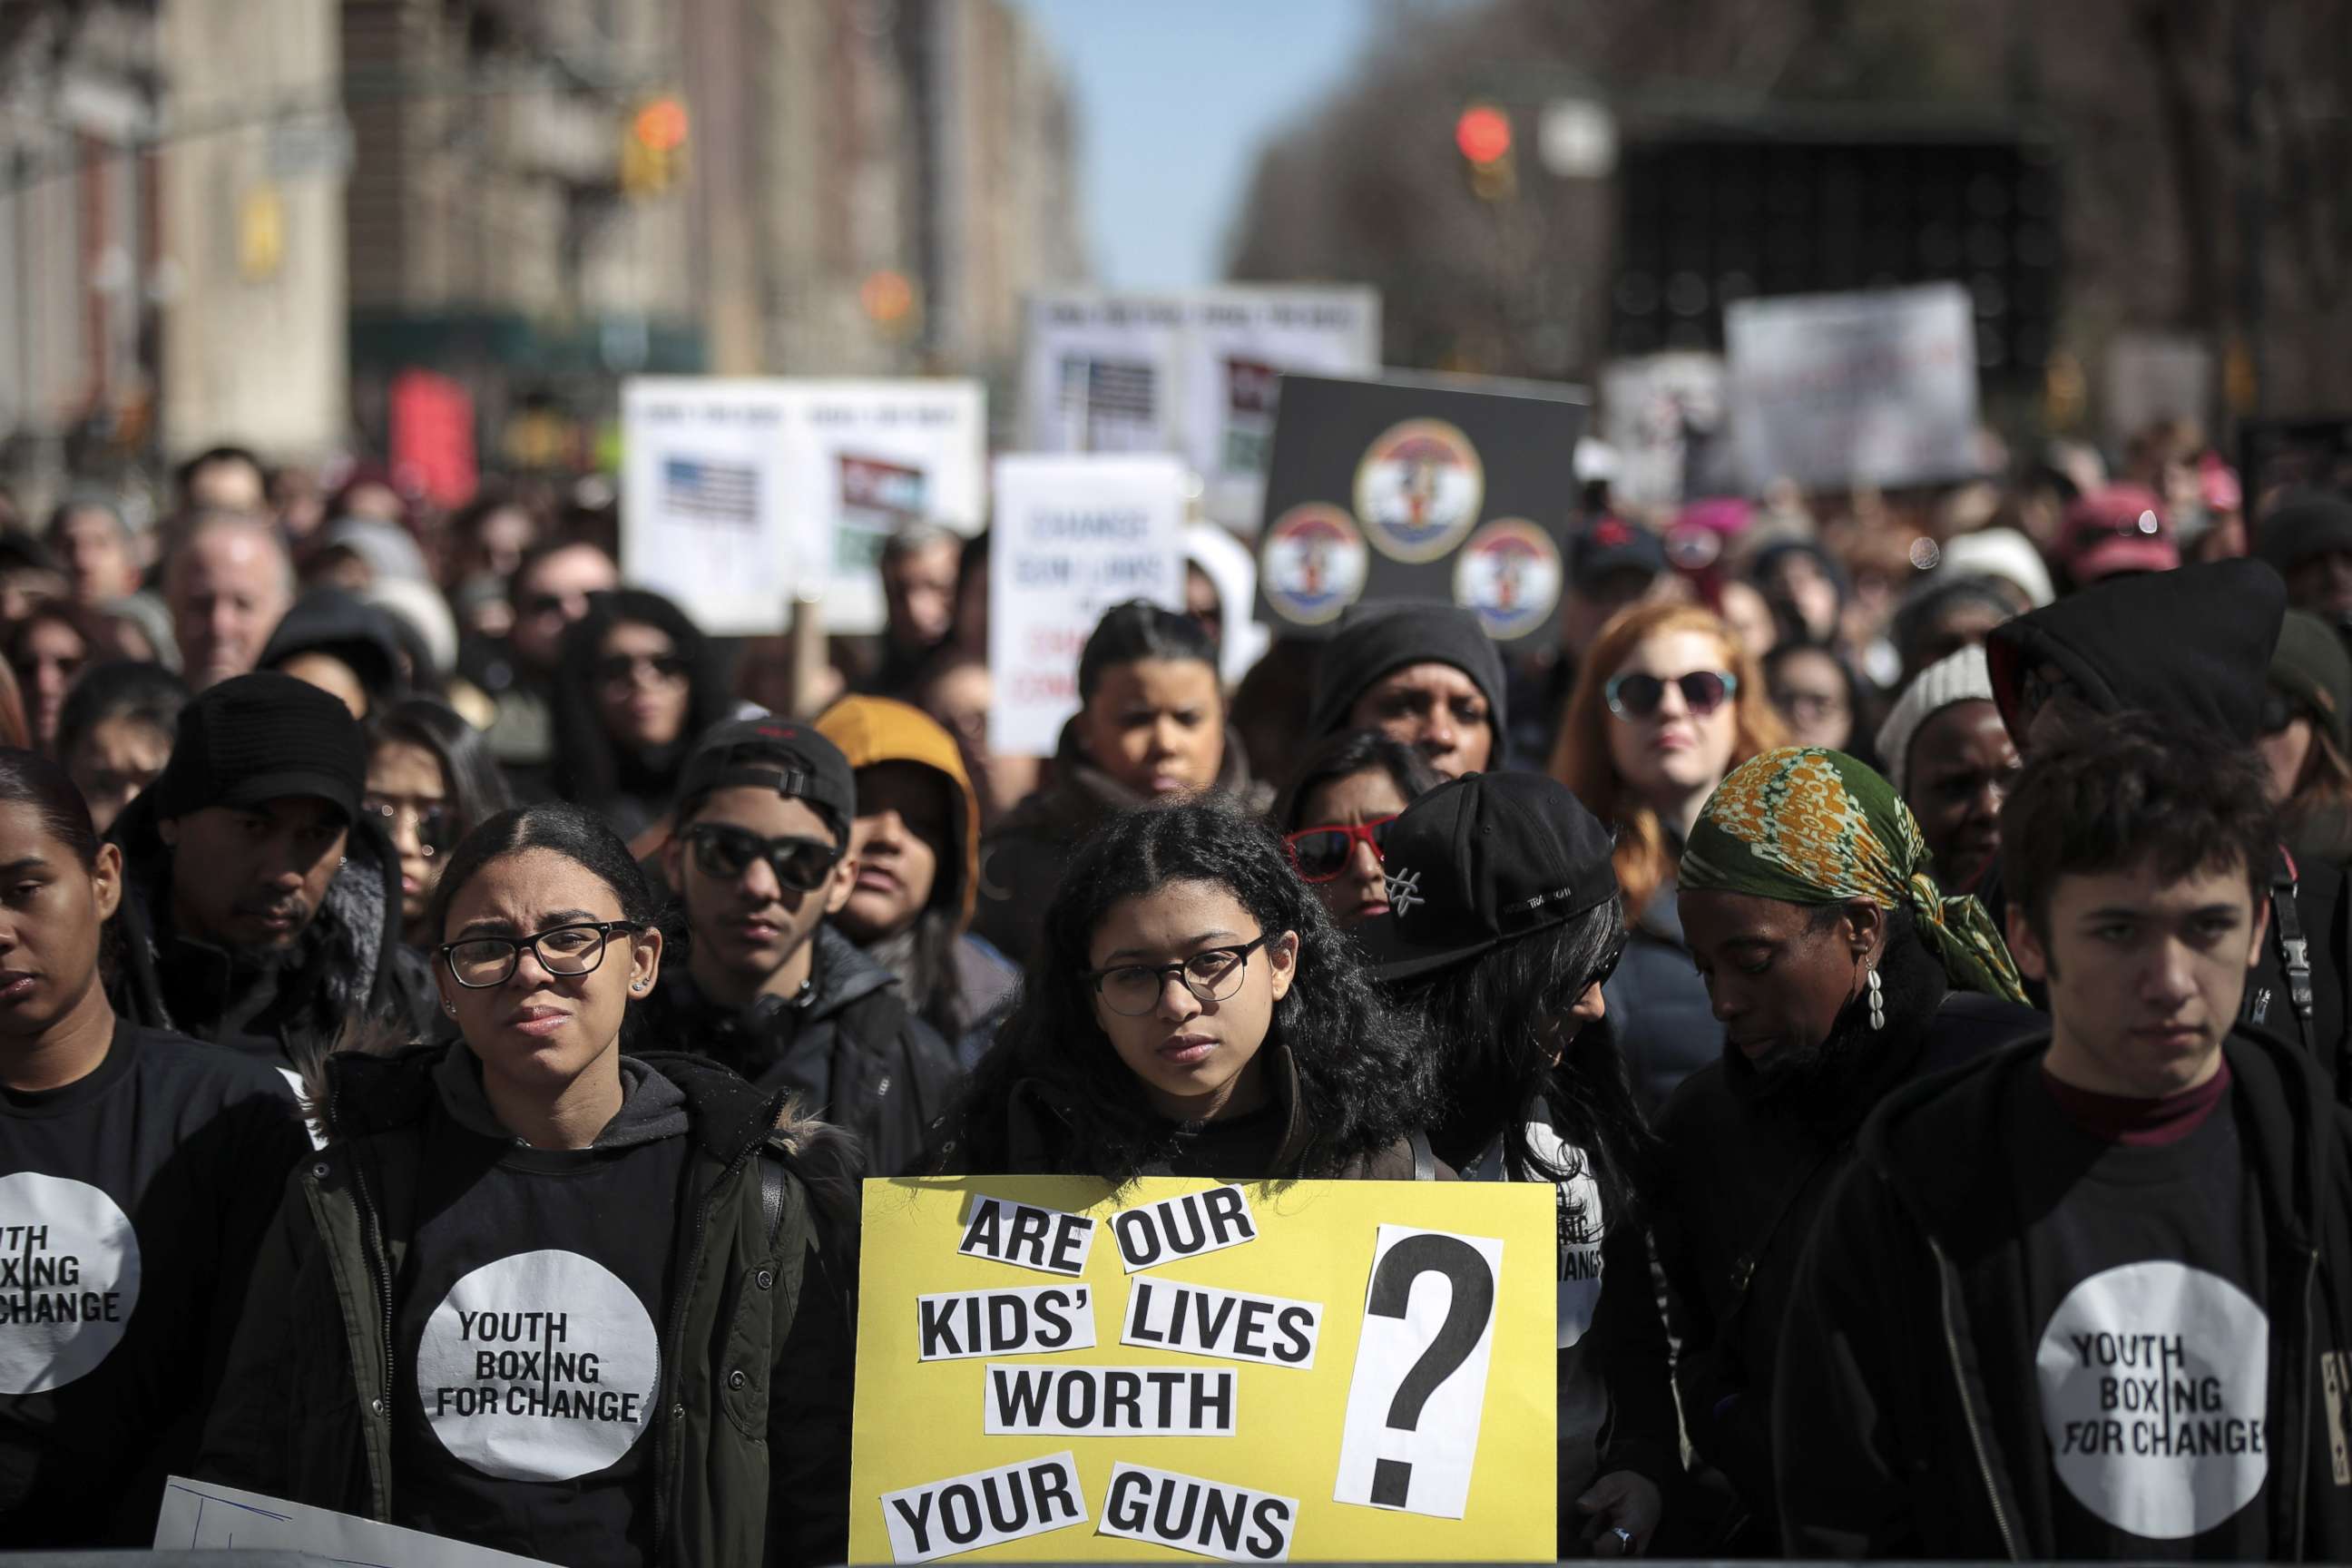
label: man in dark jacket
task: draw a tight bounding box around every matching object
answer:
[649,717,958,1176]
[1777,717,2352,1559]
[106,671,436,1073]
[1984,557,2352,1096]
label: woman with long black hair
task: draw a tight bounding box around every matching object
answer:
[549,588,730,838]
[1367,771,1678,1559]
[932,797,1440,1183]
[366,698,515,953]
[200,801,856,1566]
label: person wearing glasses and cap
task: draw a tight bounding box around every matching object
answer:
[200,799,858,1565]
[1366,770,1679,1560]
[643,718,958,1177]
[1271,730,1443,931]
[926,796,1442,1183]
[1652,746,2040,1552]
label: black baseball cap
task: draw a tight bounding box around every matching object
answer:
[674,717,858,840]
[1357,771,1619,982]
[1565,516,1666,589]
[149,671,365,824]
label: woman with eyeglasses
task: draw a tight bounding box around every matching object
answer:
[1550,603,1787,1113]
[549,588,729,839]
[930,797,1443,1183]
[1271,730,1442,930]
[366,699,515,952]
[1761,642,1878,769]
[201,800,858,1566]
[1367,771,1677,1560]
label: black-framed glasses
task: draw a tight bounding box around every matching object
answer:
[364,796,454,856]
[1284,817,1396,883]
[1606,670,1737,720]
[684,822,841,894]
[1085,936,1270,1017]
[595,652,691,687]
[440,921,644,989]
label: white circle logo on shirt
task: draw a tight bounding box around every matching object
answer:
[2036,1259,2269,1540]
[416,1250,661,1482]
[0,1171,142,1395]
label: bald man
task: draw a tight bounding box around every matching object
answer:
[165,514,294,690]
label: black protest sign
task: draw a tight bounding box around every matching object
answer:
[1255,371,1588,644]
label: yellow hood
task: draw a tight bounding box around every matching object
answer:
[816,694,982,929]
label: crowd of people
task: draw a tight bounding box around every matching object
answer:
[2,428,2351,1563]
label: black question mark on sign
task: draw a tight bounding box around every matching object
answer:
[1364,1233,1495,1507]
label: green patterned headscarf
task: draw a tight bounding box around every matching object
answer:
[1681,746,2027,1003]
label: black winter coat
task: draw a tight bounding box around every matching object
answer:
[1654,953,2043,1550]
[642,926,960,1178]
[105,792,438,1072]
[1773,1028,2352,1559]
[198,1044,860,1567]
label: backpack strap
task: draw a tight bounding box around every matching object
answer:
[1409,1128,1437,1182]
[2269,855,2316,1050]
[760,1152,789,1250]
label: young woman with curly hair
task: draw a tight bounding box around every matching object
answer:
[931,797,1442,1183]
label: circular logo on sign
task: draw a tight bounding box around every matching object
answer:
[0,1171,142,1395]
[1454,518,1563,641]
[1260,504,1370,627]
[2034,1259,2269,1540]
[416,1250,662,1482]
[1353,419,1484,563]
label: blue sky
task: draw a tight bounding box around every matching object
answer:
[1021,1,1385,290]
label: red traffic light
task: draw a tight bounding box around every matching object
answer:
[632,97,689,152]
[1455,104,1512,166]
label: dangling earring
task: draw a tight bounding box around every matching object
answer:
[1867,966,1885,1031]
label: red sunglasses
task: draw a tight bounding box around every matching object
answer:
[1284,817,1398,883]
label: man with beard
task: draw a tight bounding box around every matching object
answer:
[105,672,436,1075]
[1652,745,2043,1550]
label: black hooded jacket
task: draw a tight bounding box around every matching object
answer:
[1984,560,2352,1094]
[104,791,438,1073]
[1774,1028,2352,1559]
[1654,931,2044,1549]
[640,925,958,1179]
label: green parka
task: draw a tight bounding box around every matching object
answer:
[196,1043,859,1567]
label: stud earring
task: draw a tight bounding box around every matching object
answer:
[1866,966,1886,1031]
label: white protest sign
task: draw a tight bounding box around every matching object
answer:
[1097,1462,1299,1562]
[988,454,1187,758]
[1599,351,1732,505]
[155,1475,552,1564]
[1724,283,1980,493]
[622,377,984,636]
[1332,1226,1504,1520]
[881,1451,1091,1563]
[1021,289,1381,530]
[779,379,985,634]
[621,378,794,636]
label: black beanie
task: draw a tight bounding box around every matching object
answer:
[1305,603,1508,757]
[2256,490,2352,577]
[150,671,365,823]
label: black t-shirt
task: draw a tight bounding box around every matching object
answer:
[2014,1070,2272,1559]
[0,1021,304,1545]
[390,1107,690,1568]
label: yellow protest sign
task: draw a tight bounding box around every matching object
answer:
[849,1176,1555,1563]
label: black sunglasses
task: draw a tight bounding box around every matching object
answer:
[364,796,455,856]
[1605,670,1737,720]
[684,822,841,894]
[596,652,691,687]
[2261,689,2308,737]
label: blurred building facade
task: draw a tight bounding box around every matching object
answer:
[0,0,1086,509]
